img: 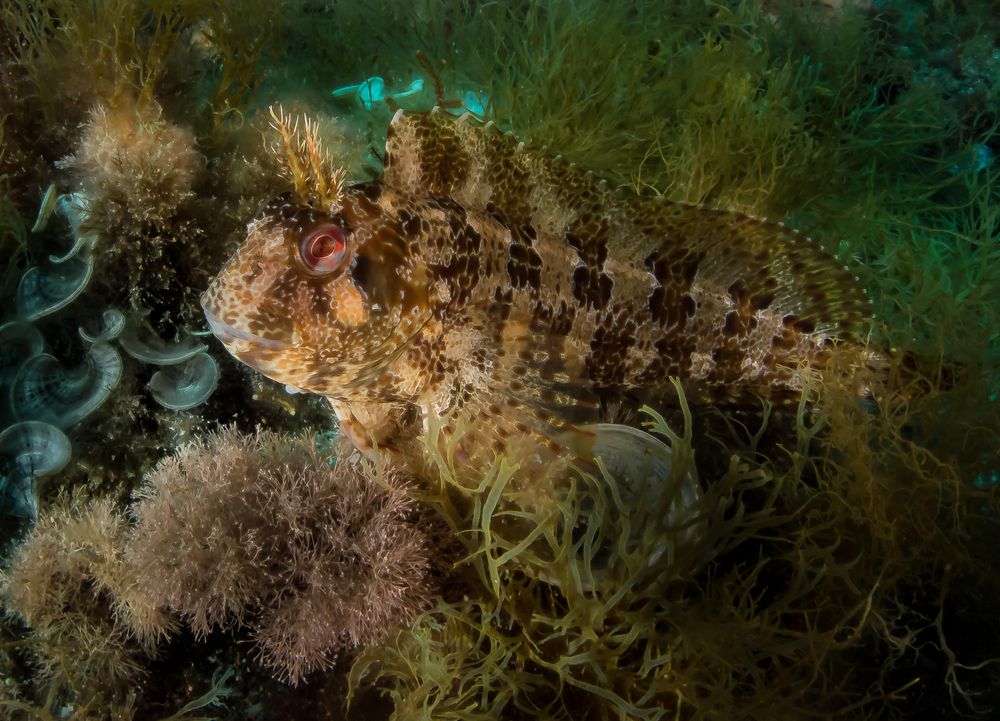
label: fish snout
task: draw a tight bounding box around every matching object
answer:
[201,303,291,352]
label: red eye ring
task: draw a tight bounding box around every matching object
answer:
[299,224,347,274]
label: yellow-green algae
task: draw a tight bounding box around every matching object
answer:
[349,364,1000,718]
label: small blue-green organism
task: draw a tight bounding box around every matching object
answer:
[949,143,994,176]
[453,88,488,118]
[330,75,489,118]
[330,76,424,111]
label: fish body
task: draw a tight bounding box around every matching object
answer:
[201,109,874,467]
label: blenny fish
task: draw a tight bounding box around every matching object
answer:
[201,107,877,471]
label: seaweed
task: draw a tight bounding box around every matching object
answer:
[1,0,283,124]
[193,0,285,131]
[2,0,186,115]
[0,493,167,718]
[127,428,448,686]
[351,358,1000,718]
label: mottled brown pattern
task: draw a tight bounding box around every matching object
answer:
[202,108,877,469]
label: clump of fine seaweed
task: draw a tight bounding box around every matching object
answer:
[128,428,449,686]
[57,97,206,311]
[0,0,286,268]
[0,0,284,131]
[0,493,170,718]
[186,0,285,131]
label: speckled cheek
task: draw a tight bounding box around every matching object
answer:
[334,282,369,326]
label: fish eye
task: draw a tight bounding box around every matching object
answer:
[299,224,347,274]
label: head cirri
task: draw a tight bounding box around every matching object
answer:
[200,190,430,400]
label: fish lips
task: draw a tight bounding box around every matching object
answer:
[201,300,291,353]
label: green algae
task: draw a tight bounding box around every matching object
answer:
[0,0,284,132]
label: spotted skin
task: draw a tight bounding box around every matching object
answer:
[202,108,877,469]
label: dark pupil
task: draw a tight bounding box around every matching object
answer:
[310,234,337,258]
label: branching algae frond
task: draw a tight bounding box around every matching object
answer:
[351,364,1000,719]
[2,0,283,130]
[350,383,790,718]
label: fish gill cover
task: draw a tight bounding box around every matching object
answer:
[0,1,998,719]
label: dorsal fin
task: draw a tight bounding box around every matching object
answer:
[383,108,600,228]
[384,107,871,336]
[630,198,872,341]
[384,108,875,415]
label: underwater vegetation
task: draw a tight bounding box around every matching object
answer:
[0,0,998,719]
[127,429,447,686]
[0,0,318,541]
[1,493,166,716]
[351,365,999,720]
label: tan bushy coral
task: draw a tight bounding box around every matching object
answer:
[55,96,209,315]
[0,493,170,715]
[127,428,445,685]
[60,99,203,241]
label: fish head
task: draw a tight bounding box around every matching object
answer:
[200,190,432,399]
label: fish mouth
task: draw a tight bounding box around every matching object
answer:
[202,305,291,352]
